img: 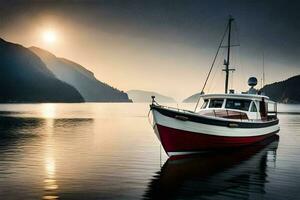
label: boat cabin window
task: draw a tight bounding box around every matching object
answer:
[208,99,224,108]
[201,99,209,109]
[225,99,251,111]
[250,102,258,112]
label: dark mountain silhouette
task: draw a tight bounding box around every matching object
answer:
[260,75,300,103]
[127,90,176,103]
[30,47,131,102]
[0,38,84,103]
[184,75,300,104]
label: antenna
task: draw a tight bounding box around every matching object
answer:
[223,16,235,94]
[262,52,265,87]
[231,70,234,89]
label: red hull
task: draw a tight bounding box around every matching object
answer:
[156,124,277,155]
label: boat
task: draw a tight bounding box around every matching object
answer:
[149,17,280,157]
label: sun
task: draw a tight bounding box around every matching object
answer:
[42,30,57,44]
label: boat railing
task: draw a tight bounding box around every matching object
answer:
[151,95,197,114]
[159,105,196,114]
[206,108,277,122]
[151,102,198,115]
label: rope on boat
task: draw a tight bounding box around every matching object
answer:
[194,23,229,112]
[160,145,162,168]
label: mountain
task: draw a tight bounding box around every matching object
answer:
[0,38,84,103]
[182,93,202,103]
[184,75,300,104]
[30,47,131,102]
[260,75,300,103]
[127,90,176,103]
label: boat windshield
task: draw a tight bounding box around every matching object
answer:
[225,99,251,111]
[201,99,209,109]
[209,99,224,108]
[250,102,258,112]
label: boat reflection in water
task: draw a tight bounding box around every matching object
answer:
[144,135,279,200]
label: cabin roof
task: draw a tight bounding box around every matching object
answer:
[200,93,271,101]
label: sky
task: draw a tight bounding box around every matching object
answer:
[0,0,299,101]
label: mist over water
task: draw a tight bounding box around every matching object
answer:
[0,103,299,199]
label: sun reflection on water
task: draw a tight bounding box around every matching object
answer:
[43,155,59,199]
[43,149,59,199]
[45,156,56,179]
[43,118,59,200]
[41,104,56,118]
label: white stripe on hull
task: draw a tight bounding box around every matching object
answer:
[167,151,210,156]
[152,110,279,137]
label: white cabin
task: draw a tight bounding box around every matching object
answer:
[198,93,277,121]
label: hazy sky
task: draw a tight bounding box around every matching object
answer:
[0,0,299,100]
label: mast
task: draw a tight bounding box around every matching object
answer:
[194,16,237,111]
[262,52,265,87]
[224,16,235,94]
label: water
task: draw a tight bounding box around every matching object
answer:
[0,103,299,200]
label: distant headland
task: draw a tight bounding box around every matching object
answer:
[127,90,176,103]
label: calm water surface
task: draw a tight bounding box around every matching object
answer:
[0,103,299,200]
